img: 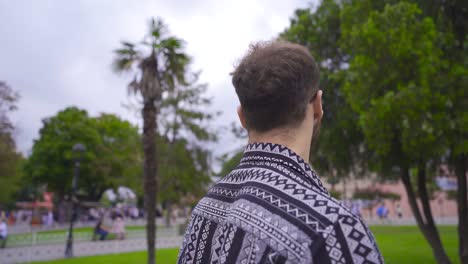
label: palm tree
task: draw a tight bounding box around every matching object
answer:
[112,18,189,264]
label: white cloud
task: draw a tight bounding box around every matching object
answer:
[0,0,310,160]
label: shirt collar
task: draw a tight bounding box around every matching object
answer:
[243,142,328,194]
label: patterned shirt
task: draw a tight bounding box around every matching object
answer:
[178,143,384,264]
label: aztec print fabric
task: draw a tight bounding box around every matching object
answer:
[177,143,384,264]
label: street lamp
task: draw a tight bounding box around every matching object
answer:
[65,143,86,258]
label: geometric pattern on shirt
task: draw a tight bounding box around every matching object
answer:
[218,223,236,263]
[195,219,212,264]
[177,142,384,264]
[196,197,312,263]
[220,164,382,264]
[178,214,196,261]
[208,224,225,264]
[238,233,260,264]
[244,142,328,193]
[183,215,204,264]
[209,185,328,233]
[231,199,311,262]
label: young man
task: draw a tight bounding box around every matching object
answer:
[177,41,383,263]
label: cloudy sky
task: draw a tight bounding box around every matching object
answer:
[0,0,311,159]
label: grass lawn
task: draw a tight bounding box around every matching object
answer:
[34,225,459,264]
[370,225,459,264]
[34,248,179,264]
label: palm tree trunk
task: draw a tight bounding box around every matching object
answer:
[142,100,158,264]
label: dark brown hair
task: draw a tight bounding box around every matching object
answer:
[232,41,320,132]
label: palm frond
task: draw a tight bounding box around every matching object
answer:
[112,58,134,73]
[149,18,166,40]
[112,41,141,73]
[127,76,140,95]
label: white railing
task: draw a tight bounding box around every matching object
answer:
[9,217,188,234]
[0,236,183,264]
[363,216,457,226]
[5,226,181,248]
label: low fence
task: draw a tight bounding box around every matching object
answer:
[5,226,181,248]
[9,217,187,234]
[1,216,457,263]
[362,216,457,226]
[0,236,183,264]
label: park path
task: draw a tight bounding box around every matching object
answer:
[0,236,183,264]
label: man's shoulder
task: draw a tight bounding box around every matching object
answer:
[191,172,383,263]
[317,201,383,264]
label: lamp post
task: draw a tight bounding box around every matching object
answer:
[65,143,85,258]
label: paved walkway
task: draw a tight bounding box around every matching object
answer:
[0,236,183,264]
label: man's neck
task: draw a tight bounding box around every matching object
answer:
[248,128,312,162]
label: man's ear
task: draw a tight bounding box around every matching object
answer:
[237,105,247,129]
[313,90,323,121]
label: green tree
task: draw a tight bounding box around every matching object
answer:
[281,0,371,191]
[218,151,243,177]
[283,1,467,262]
[159,73,217,142]
[112,18,190,264]
[341,3,451,263]
[158,73,217,226]
[92,114,143,197]
[411,1,468,261]
[0,81,22,208]
[25,107,141,201]
[158,137,211,223]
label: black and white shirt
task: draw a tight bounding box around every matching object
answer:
[178,143,384,264]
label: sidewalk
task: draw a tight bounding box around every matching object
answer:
[0,236,183,264]
[363,216,457,226]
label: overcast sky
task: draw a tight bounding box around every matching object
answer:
[0,0,311,159]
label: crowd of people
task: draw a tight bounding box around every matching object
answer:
[0,206,146,248]
[341,199,404,221]
[88,206,152,241]
[0,200,404,249]
[92,210,127,241]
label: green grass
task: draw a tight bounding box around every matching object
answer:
[34,225,459,264]
[34,248,178,264]
[370,225,459,264]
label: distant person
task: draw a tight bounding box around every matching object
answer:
[93,216,110,241]
[88,208,99,221]
[351,200,362,217]
[41,213,48,226]
[112,216,126,240]
[177,41,383,264]
[46,211,54,227]
[0,218,7,248]
[395,203,403,218]
[7,211,16,225]
[376,203,388,219]
[130,207,139,220]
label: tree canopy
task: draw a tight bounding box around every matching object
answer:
[0,81,22,207]
[282,0,467,262]
[281,0,370,183]
[25,107,142,201]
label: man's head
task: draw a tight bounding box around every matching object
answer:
[232,41,322,145]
